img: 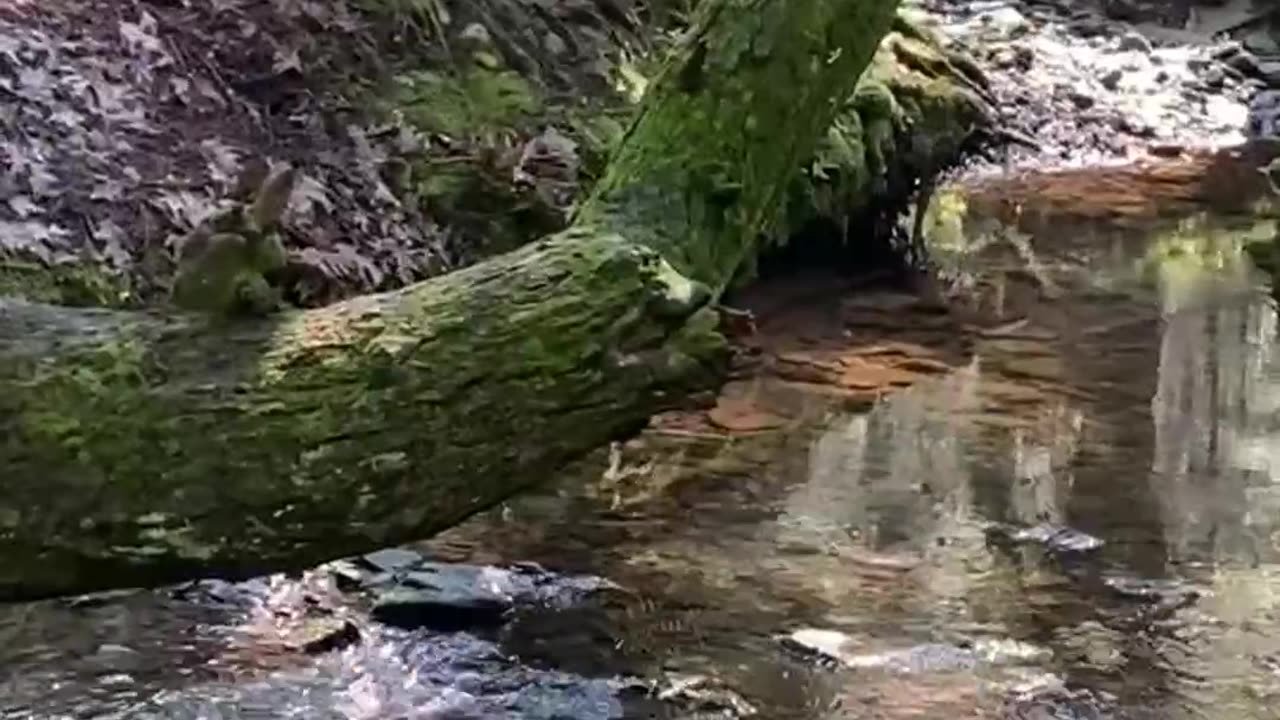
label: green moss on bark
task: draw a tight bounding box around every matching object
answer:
[0,232,726,599]
[576,0,905,292]
[786,18,993,238]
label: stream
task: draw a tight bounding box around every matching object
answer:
[8,156,1280,719]
[6,2,1280,719]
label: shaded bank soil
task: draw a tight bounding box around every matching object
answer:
[0,0,651,306]
[0,0,990,312]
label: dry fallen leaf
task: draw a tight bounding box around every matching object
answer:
[118,12,166,58]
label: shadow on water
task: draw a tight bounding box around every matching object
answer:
[8,150,1280,718]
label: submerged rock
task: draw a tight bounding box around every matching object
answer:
[1117,31,1153,55]
[1101,574,1201,612]
[1003,681,1116,720]
[780,628,1048,674]
[653,673,758,718]
[987,523,1105,554]
[780,627,859,668]
[1015,524,1104,553]
[169,577,273,608]
[130,627,636,720]
[372,583,512,631]
[1225,48,1264,78]
[1260,60,1280,86]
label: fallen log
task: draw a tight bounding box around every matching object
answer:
[0,0,906,601]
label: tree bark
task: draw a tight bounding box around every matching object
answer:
[0,0,903,601]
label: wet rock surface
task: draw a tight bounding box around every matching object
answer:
[1003,682,1117,719]
[917,0,1263,168]
[1,554,646,719]
[988,522,1107,554]
[781,627,1051,675]
[1099,574,1202,612]
[358,558,613,632]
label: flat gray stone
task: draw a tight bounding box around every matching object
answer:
[1258,60,1280,85]
[359,547,424,574]
[372,565,514,631]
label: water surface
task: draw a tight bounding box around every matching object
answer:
[6,165,1280,719]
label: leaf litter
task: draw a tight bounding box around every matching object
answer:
[0,0,654,306]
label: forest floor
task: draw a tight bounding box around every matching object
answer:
[0,0,647,306]
[6,1,1280,719]
[3,0,1274,307]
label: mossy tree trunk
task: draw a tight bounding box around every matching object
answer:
[0,0,902,602]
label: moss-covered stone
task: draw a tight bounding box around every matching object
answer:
[576,0,906,292]
[783,19,994,247]
[170,166,295,316]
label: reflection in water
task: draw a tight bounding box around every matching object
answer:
[1142,232,1280,719]
[785,361,980,553]
[1152,257,1280,568]
[737,210,1280,717]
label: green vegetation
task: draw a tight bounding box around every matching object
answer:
[391,68,540,142]
[0,260,131,308]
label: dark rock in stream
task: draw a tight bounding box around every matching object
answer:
[986,523,1106,555]
[1225,48,1264,78]
[1259,60,1280,86]
[327,553,615,632]
[359,546,426,574]
[36,561,637,718]
[1203,65,1227,90]
[289,617,362,655]
[372,578,514,631]
[1248,89,1280,137]
[170,577,274,608]
[1101,574,1201,612]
